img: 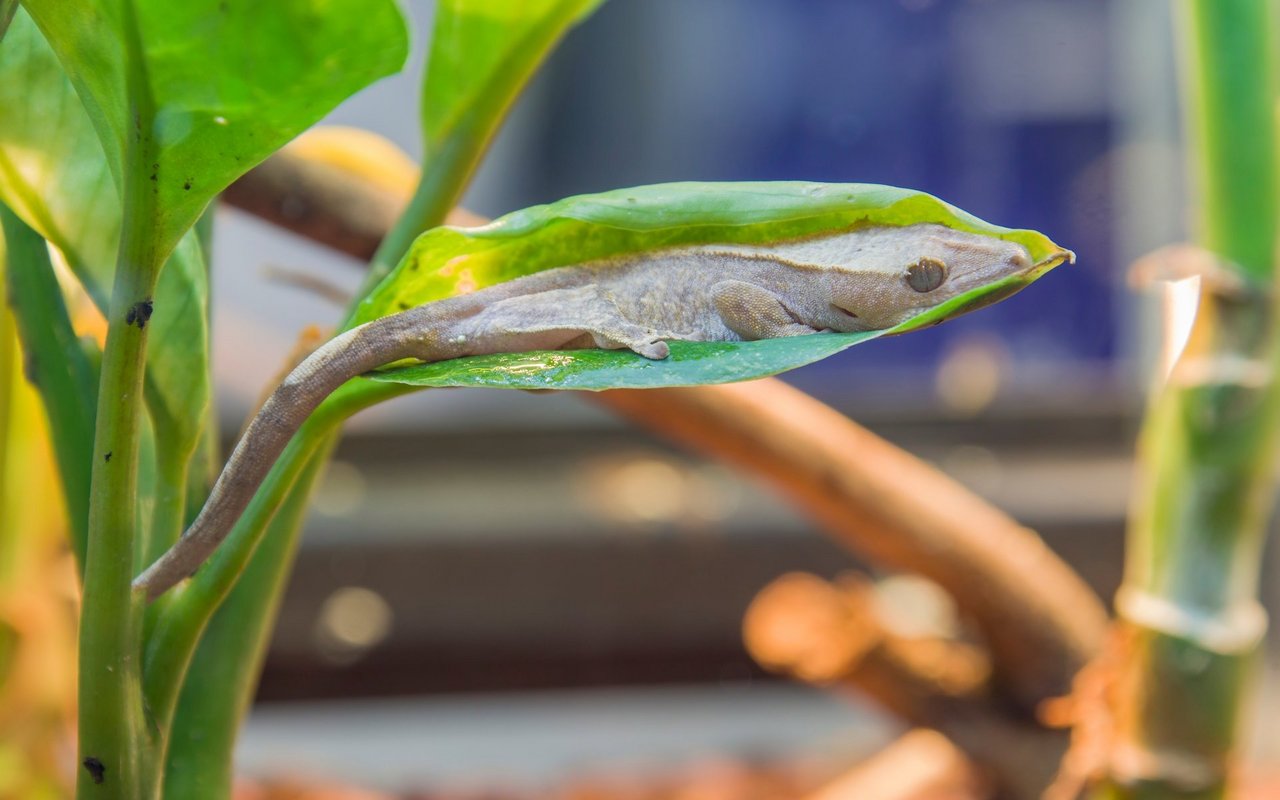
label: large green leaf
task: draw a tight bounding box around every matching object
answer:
[0,204,96,567]
[0,11,208,511]
[0,12,116,307]
[21,0,410,263]
[359,182,1069,391]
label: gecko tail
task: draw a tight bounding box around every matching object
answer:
[133,321,402,600]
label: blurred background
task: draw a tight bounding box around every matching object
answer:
[201,0,1279,794]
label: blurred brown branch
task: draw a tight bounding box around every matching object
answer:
[594,381,1104,709]
[745,572,1066,798]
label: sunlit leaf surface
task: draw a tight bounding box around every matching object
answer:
[22,0,410,260]
[0,12,208,460]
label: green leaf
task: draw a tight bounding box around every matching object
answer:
[359,181,1068,391]
[0,9,209,442]
[0,0,16,42]
[21,0,410,262]
[144,235,210,465]
[0,10,208,523]
[0,203,95,568]
[357,182,1065,321]
[0,11,117,308]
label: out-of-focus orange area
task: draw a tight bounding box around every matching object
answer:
[0,289,78,799]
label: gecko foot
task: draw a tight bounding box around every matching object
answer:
[586,325,671,359]
[632,339,670,359]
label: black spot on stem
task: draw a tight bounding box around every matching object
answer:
[126,299,154,329]
[104,452,112,463]
[83,756,105,784]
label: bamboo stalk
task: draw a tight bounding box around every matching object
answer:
[1099,2,1280,797]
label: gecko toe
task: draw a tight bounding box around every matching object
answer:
[635,339,670,360]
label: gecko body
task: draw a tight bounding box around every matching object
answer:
[134,222,1042,598]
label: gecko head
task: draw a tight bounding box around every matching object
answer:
[827,224,1053,331]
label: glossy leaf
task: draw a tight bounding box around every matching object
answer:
[357,181,1069,391]
[0,11,116,307]
[0,11,208,480]
[145,234,211,460]
[21,0,410,262]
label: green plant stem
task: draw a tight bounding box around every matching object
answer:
[357,2,595,297]
[1181,2,1279,282]
[143,443,187,570]
[160,436,335,799]
[80,4,165,783]
[79,226,161,799]
[358,132,476,298]
[142,383,413,759]
[1100,2,1279,798]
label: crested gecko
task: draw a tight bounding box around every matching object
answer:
[134,222,1046,598]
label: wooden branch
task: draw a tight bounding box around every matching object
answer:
[596,381,1105,709]
[221,149,1109,710]
[221,149,483,260]
[744,572,1068,798]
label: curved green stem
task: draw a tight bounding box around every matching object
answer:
[142,381,414,755]
[159,435,336,799]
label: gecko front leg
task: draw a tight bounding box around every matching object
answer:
[711,279,821,340]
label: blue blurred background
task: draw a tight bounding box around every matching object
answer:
[218,0,1177,418]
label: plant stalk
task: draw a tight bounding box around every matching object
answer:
[1100,2,1280,797]
[78,222,160,799]
[159,436,335,799]
[143,382,411,776]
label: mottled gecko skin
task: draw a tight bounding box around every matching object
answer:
[134,223,1034,598]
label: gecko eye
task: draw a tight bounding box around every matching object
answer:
[906,257,948,293]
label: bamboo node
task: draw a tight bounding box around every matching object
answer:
[1169,354,1272,388]
[1115,587,1267,653]
[1108,741,1226,792]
